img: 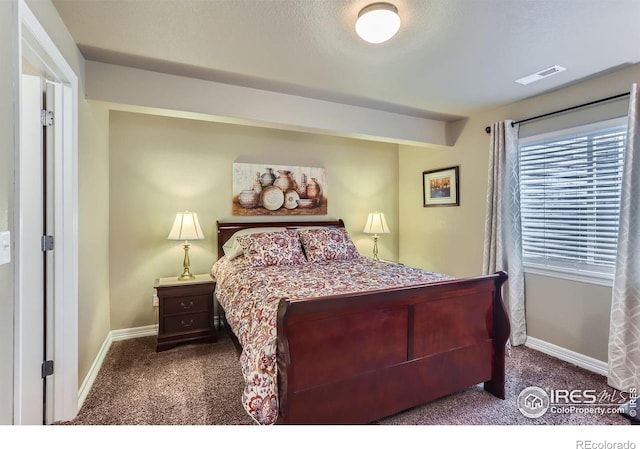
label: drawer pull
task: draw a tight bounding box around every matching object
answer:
[180,319,194,327]
[180,301,194,310]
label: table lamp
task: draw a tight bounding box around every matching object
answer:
[363,211,390,260]
[168,211,204,280]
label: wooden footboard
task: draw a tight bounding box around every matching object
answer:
[276,271,509,424]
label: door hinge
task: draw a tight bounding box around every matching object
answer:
[41,235,54,252]
[41,360,54,378]
[41,109,54,127]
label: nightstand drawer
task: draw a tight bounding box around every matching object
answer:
[163,294,210,315]
[163,312,212,334]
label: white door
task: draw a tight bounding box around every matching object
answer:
[17,75,58,425]
[17,73,45,425]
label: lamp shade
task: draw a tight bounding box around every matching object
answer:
[168,211,204,241]
[355,3,401,44]
[363,212,390,235]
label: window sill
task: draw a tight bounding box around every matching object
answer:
[523,264,614,288]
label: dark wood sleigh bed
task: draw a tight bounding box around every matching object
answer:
[215,219,510,424]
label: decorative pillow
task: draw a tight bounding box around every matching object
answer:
[222,227,287,260]
[236,230,307,267]
[297,227,361,262]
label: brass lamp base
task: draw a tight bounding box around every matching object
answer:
[372,234,380,261]
[178,270,195,281]
[177,242,196,281]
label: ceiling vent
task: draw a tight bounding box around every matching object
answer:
[515,65,566,85]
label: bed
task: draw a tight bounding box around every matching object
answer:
[212,219,510,424]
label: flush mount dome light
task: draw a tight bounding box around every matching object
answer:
[355,2,401,44]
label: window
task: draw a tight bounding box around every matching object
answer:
[518,118,626,284]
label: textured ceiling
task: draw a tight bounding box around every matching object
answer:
[51,0,640,121]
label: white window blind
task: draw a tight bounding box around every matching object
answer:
[519,119,626,280]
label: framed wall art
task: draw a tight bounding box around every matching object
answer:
[232,163,327,216]
[423,166,459,207]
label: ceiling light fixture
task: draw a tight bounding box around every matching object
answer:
[355,2,401,44]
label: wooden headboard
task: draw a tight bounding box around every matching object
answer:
[216,219,345,259]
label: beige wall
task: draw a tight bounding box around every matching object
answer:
[398,125,487,277]
[524,273,613,361]
[108,111,399,330]
[399,62,640,363]
[77,100,111,380]
[0,0,18,425]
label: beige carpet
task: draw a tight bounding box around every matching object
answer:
[56,329,632,426]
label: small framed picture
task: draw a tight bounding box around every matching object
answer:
[422,166,460,207]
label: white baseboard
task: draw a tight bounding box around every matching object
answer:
[524,336,608,376]
[110,324,158,342]
[77,325,158,410]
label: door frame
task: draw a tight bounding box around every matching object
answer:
[15,0,78,424]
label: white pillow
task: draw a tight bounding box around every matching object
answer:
[222,227,287,260]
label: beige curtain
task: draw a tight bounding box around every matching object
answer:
[483,120,526,346]
[608,83,640,393]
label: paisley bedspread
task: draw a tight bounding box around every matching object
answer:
[211,255,454,425]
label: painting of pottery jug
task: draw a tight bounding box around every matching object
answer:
[306,177,322,204]
[297,173,308,198]
[274,170,296,192]
[260,168,276,187]
[238,189,259,208]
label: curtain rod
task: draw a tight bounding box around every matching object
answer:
[484,91,630,134]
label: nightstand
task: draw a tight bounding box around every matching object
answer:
[154,274,217,352]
